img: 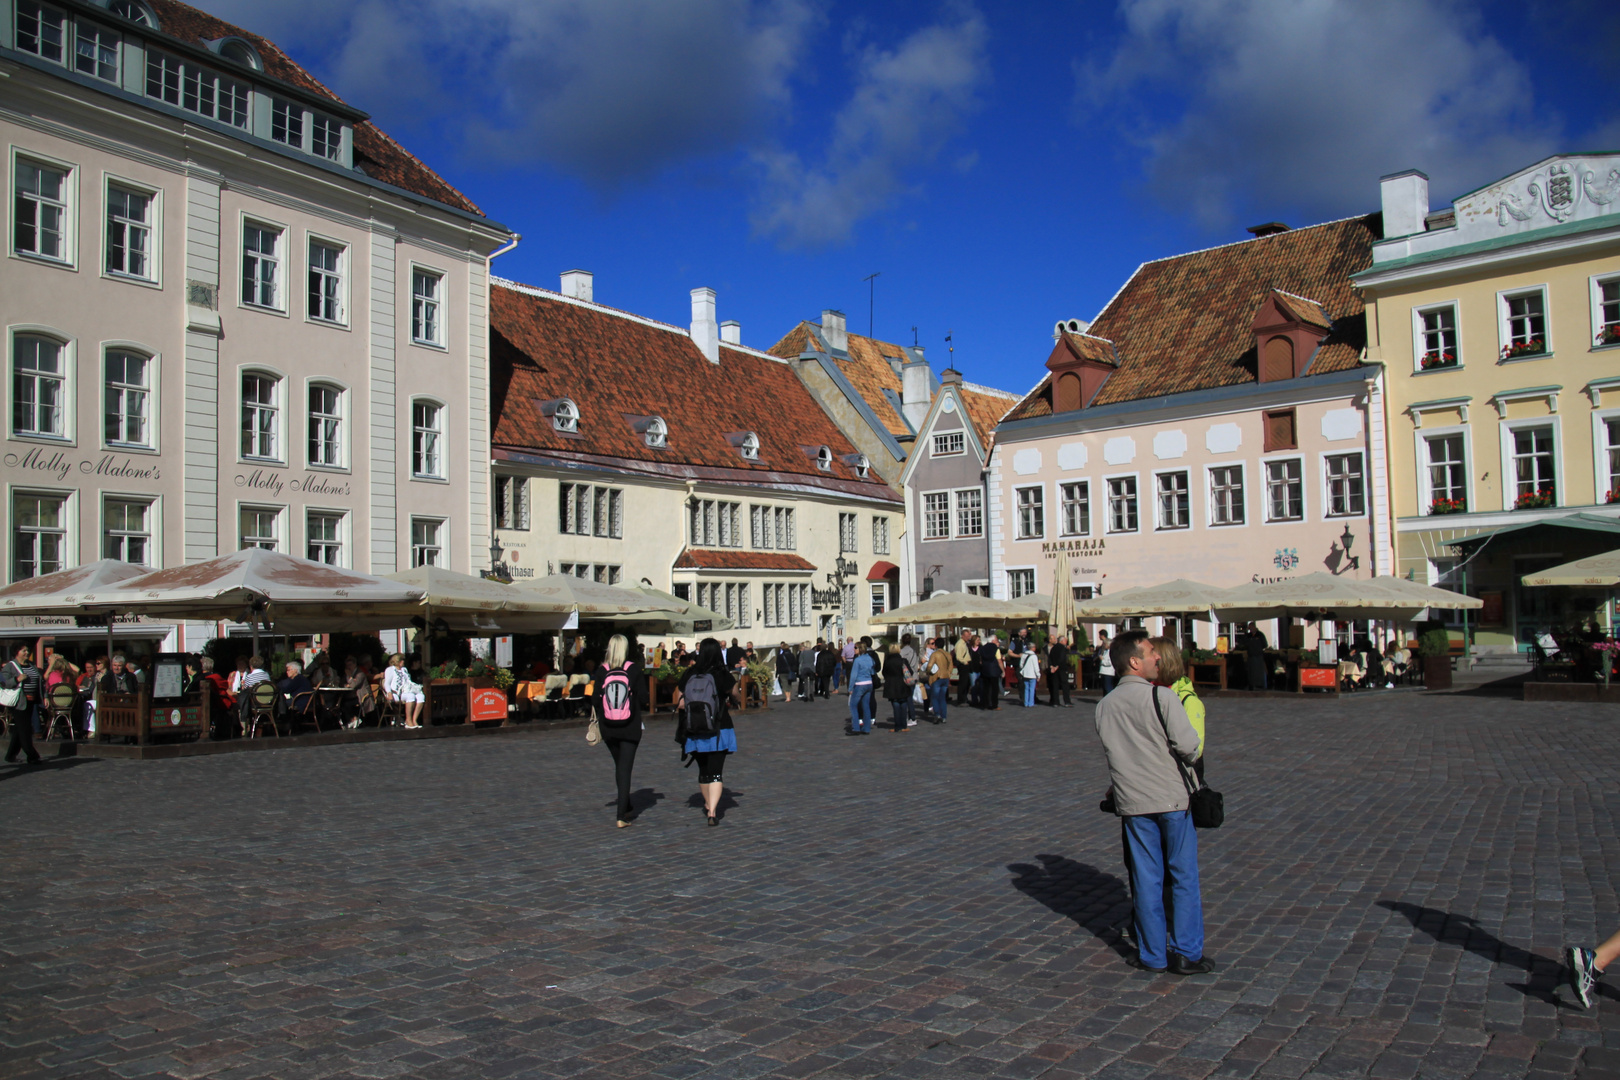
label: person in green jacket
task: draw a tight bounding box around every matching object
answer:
[1151,637,1205,780]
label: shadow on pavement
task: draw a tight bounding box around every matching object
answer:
[602,787,666,817]
[1379,900,1580,1004]
[685,788,744,819]
[1008,853,1133,957]
[0,757,99,782]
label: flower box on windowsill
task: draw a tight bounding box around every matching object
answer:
[1428,498,1467,516]
[1419,351,1458,371]
[1606,489,1620,505]
[1597,326,1620,348]
[1500,340,1547,361]
[1514,490,1557,511]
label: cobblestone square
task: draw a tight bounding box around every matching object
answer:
[4,691,1620,1079]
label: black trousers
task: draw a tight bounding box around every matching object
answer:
[956,673,970,705]
[1047,671,1071,705]
[6,707,40,763]
[604,735,639,820]
[815,674,830,697]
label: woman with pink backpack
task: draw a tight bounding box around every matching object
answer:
[588,634,648,829]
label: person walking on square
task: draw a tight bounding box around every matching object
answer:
[797,641,816,702]
[1242,622,1270,691]
[3,644,44,765]
[1018,644,1041,707]
[1095,630,1213,976]
[589,634,648,828]
[882,643,915,733]
[978,635,1002,710]
[1096,630,1116,693]
[674,638,737,826]
[1568,929,1620,1008]
[925,637,953,723]
[814,639,835,698]
[1047,635,1072,707]
[847,638,878,735]
[954,634,974,705]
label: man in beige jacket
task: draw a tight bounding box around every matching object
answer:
[1094,630,1212,976]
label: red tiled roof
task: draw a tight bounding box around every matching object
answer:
[767,323,912,437]
[672,550,818,572]
[144,0,482,217]
[490,282,895,492]
[959,384,1018,449]
[1002,214,1377,423]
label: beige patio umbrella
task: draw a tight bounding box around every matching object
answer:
[0,559,153,616]
[1370,575,1485,610]
[512,574,686,616]
[873,591,1048,627]
[1048,551,1077,633]
[1519,549,1620,587]
[1076,578,1236,620]
[592,585,735,636]
[1210,572,1430,623]
[382,566,575,633]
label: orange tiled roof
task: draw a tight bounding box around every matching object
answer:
[672,550,818,572]
[959,383,1018,448]
[1002,214,1377,423]
[767,323,912,437]
[490,282,895,492]
[144,0,482,217]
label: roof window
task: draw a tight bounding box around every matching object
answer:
[645,416,668,449]
[816,446,832,471]
[105,0,156,26]
[552,399,579,433]
[740,432,760,460]
[854,454,870,479]
[212,37,262,71]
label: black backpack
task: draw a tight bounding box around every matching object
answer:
[681,673,720,741]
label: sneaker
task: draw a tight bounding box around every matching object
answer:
[1568,946,1599,1009]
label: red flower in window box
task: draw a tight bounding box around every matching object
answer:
[1420,350,1458,370]
[1501,339,1546,360]
[1607,488,1620,505]
[1428,496,1467,516]
[1514,488,1556,510]
[1598,325,1620,347]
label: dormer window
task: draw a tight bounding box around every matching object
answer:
[816,446,833,471]
[106,1,155,26]
[741,432,760,460]
[855,454,870,479]
[553,399,579,433]
[646,416,668,449]
[215,37,262,71]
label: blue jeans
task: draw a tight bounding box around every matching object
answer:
[1101,673,1116,694]
[848,685,874,732]
[1022,678,1036,707]
[832,661,844,691]
[1123,810,1204,969]
[929,680,948,721]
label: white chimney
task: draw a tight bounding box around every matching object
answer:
[901,359,936,430]
[720,320,741,345]
[1380,170,1429,240]
[560,269,593,302]
[691,287,719,364]
[821,309,848,352]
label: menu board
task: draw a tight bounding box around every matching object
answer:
[151,659,185,700]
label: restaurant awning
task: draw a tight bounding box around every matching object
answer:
[1445,512,1620,551]
[1520,549,1620,587]
[866,561,899,581]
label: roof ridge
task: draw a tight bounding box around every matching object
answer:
[1134,211,1374,270]
[1272,287,1325,305]
[961,381,1019,399]
[493,277,689,336]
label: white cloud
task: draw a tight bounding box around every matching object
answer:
[1076,0,1562,227]
[750,8,989,248]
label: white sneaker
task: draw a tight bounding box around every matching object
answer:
[1568,946,1599,1009]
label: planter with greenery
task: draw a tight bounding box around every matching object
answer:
[1419,350,1458,370]
[1429,496,1467,515]
[1500,339,1546,360]
[1514,488,1556,511]
[1417,628,1453,690]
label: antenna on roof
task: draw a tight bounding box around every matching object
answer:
[946,330,953,361]
[912,326,918,347]
[862,271,880,337]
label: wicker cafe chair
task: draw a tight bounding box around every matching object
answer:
[246,682,281,738]
[43,683,78,742]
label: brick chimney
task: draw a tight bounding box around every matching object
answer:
[691,288,719,365]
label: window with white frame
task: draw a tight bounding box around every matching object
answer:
[410,518,443,567]
[839,512,858,553]
[412,269,443,345]
[13,492,67,580]
[1016,486,1044,539]
[645,416,667,448]
[104,350,150,447]
[1265,459,1304,522]
[241,372,280,459]
[308,239,344,323]
[933,431,964,456]
[1501,288,1548,359]
[1425,434,1467,511]
[776,507,796,549]
[751,505,771,548]
[854,454,870,479]
[74,20,118,81]
[955,489,983,537]
[595,565,623,585]
[110,3,155,27]
[1596,276,1620,348]
[242,222,281,308]
[873,517,890,555]
[1157,471,1189,529]
[1107,476,1138,533]
[106,185,152,279]
[1060,481,1090,536]
[13,335,66,438]
[923,492,950,540]
[1007,568,1036,599]
[311,114,342,162]
[145,50,249,127]
[740,432,760,460]
[1323,452,1365,516]
[306,511,344,565]
[411,401,443,478]
[104,497,151,564]
[1510,424,1556,505]
[1415,303,1458,370]
[1601,417,1620,501]
[239,505,280,551]
[270,98,303,148]
[14,159,69,261]
[815,446,832,471]
[552,399,579,433]
[870,582,888,616]
[560,483,622,538]
[495,475,530,530]
[763,583,785,628]
[307,383,342,467]
[15,2,66,63]
[1210,465,1245,525]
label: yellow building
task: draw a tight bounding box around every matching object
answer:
[1355,156,1620,652]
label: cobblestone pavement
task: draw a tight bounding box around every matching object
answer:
[4,689,1620,1080]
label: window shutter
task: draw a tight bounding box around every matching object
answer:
[1263,409,1296,452]
[1261,336,1294,382]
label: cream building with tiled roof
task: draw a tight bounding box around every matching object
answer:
[489,272,902,643]
[1,0,514,653]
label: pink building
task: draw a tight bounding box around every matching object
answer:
[989,216,1395,647]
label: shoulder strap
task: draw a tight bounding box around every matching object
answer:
[1151,686,1202,797]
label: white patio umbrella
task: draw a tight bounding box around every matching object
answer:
[512,574,687,617]
[1519,549,1620,587]
[593,585,734,636]
[1076,578,1237,620]
[1210,572,1428,623]
[382,566,576,632]
[0,559,153,615]
[873,591,1049,628]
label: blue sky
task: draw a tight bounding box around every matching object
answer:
[205,0,1616,397]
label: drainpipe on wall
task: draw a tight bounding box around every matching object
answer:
[488,233,521,262]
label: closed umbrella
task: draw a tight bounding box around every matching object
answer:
[1048,551,1076,634]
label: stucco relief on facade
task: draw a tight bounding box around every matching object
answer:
[1057,442,1088,470]
[1013,447,1042,475]
[1152,430,1187,460]
[1103,436,1136,465]
[1205,422,1242,454]
[1320,408,1363,441]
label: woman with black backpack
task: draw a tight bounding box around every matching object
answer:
[589,634,648,829]
[881,642,915,734]
[674,638,737,826]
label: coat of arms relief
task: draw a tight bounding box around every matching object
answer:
[1496,160,1620,226]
